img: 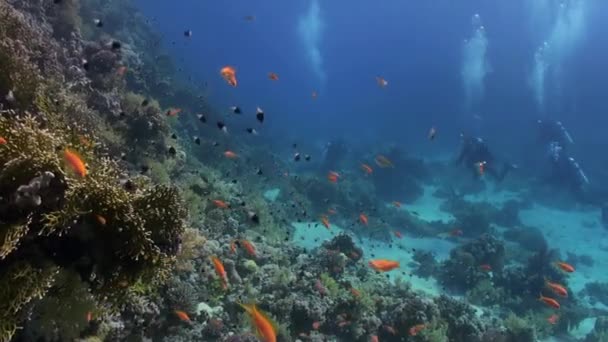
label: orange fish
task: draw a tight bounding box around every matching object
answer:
[312,90,318,99]
[241,240,257,257]
[547,314,559,325]
[116,66,127,77]
[212,200,230,209]
[477,161,487,176]
[86,311,93,322]
[312,321,321,330]
[350,287,360,297]
[175,310,191,322]
[268,72,279,81]
[555,261,575,273]
[166,108,182,116]
[394,231,402,239]
[327,171,340,183]
[539,293,560,309]
[64,148,87,178]
[230,240,237,254]
[376,76,388,87]
[368,259,399,272]
[374,155,394,168]
[409,324,426,336]
[239,303,277,342]
[392,201,402,208]
[327,208,337,215]
[320,216,331,229]
[360,163,373,175]
[94,214,106,226]
[220,66,238,87]
[359,213,368,225]
[428,126,437,140]
[370,335,379,342]
[479,264,492,272]
[211,256,228,290]
[546,279,568,297]
[0,137,7,144]
[224,150,238,159]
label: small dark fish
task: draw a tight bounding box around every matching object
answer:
[197,113,207,123]
[305,154,311,161]
[230,106,241,114]
[292,143,297,149]
[243,15,256,22]
[184,29,192,37]
[193,137,201,145]
[111,41,122,50]
[140,165,149,174]
[294,153,301,162]
[94,19,103,27]
[256,168,263,175]
[141,99,149,107]
[171,133,177,140]
[82,59,90,71]
[53,0,62,3]
[212,141,219,147]
[168,146,177,156]
[120,152,127,161]
[246,128,258,135]
[217,121,228,133]
[118,111,126,118]
[256,107,264,123]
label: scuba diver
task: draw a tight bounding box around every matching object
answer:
[320,139,348,172]
[454,134,515,182]
[544,140,589,196]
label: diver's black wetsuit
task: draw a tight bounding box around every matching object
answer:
[455,136,512,181]
[545,141,588,194]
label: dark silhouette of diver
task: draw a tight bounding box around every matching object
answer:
[544,140,589,195]
[455,135,514,181]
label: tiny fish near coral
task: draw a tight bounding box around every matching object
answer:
[368,259,399,272]
[175,310,191,322]
[555,261,575,273]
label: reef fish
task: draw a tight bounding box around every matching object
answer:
[394,231,402,239]
[211,256,228,290]
[479,264,492,272]
[116,65,127,77]
[369,335,379,342]
[174,310,191,322]
[409,324,426,336]
[239,303,277,342]
[320,216,331,229]
[376,76,388,87]
[545,279,568,297]
[64,148,87,178]
[392,201,402,208]
[94,214,106,226]
[213,200,230,209]
[547,314,559,325]
[240,240,257,257]
[327,171,340,183]
[86,311,93,322]
[350,287,361,297]
[166,108,182,116]
[268,72,279,81]
[220,66,237,87]
[0,137,6,144]
[224,150,238,159]
[374,155,394,168]
[539,294,560,309]
[360,163,373,175]
[359,213,368,225]
[368,259,399,272]
[555,261,575,273]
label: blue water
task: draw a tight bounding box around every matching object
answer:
[136,0,608,174]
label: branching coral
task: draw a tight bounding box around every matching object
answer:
[0,113,187,340]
